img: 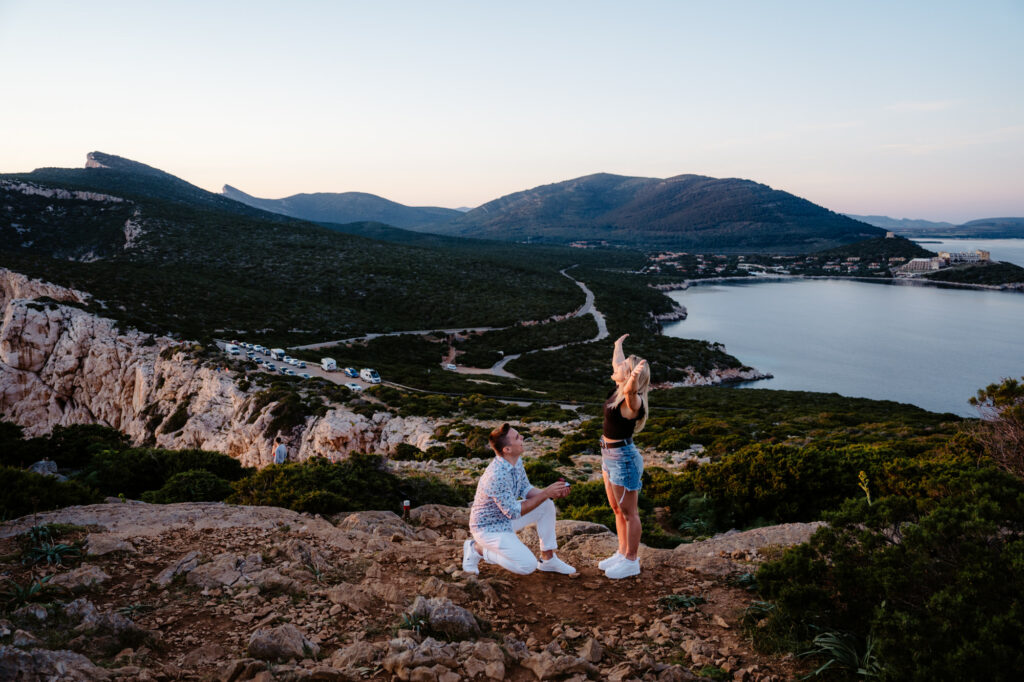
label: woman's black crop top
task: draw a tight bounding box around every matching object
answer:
[603,390,645,439]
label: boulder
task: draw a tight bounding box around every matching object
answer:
[578,637,604,663]
[408,596,481,641]
[152,550,201,587]
[84,534,137,556]
[28,459,59,476]
[322,583,375,612]
[216,658,268,682]
[0,645,112,681]
[49,565,111,592]
[182,642,226,668]
[329,639,379,668]
[187,553,262,589]
[522,651,599,680]
[247,623,320,661]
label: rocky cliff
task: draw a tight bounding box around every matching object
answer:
[0,268,437,467]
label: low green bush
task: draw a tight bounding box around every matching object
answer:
[78,447,249,499]
[754,469,1024,681]
[141,470,234,503]
[227,453,471,514]
[0,467,101,520]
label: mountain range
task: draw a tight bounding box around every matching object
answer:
[222,184,463,230]
[0,152,590,342]
[847,214,1024,238]
[227,172,885,252]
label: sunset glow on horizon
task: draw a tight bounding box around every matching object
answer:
[1,0,1021,223]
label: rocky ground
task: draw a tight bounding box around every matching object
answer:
[0,502,820,681]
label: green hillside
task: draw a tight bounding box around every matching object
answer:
[0,154,592,344]
[222,184,463,229]
[436,173,884,252]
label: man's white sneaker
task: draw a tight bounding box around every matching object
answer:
[604,557,640,579]
[538,554,576,575]
[462,539,482,575]
[598,552,624,570]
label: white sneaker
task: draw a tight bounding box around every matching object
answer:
[462,539,481,574]
[604,557,640,579]
[538,554,576,575]
[598,552,624,570]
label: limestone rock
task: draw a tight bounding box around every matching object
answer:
[28,459,60,477]
[329,639,379,668]
[187,553,262,589]
[0,268,458,467]
[217,657,268,682]
[182,642,226,668]
[322,583,375,612]
[409,596,481,641]
[152,550,201,586]
[578,637,604,663]
[0,645,112,681]
[247,623,320,661]
[522,651,599,680]
[84,533,137,556]
[49,565,111,592]
[13,629,42,647]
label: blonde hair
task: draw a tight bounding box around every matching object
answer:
[609,354,650,433]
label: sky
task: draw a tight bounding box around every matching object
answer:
[1,1,1022,222]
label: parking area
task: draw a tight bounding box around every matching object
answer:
[215,340,380,391]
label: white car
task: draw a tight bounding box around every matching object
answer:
[344,382,362,392]
[444,363,457,371]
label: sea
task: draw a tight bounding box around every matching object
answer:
[662,239,1024,416]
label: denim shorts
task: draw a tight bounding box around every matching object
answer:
[601,442,644,491]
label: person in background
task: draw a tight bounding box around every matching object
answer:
[598,334,651,579]
[273,436,287,465]
[462,422,575,576]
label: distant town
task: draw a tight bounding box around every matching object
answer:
[640,233,995,282]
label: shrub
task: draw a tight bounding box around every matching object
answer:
[78,447,249,499]
[0,466,101,520]
[228,454,471,514]
[141,470,234,503]
[755,469,1024,681]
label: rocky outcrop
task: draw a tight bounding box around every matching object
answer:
[0,268,446,467]
[657,365,773,388]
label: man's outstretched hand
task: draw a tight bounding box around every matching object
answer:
[543,481,571,499]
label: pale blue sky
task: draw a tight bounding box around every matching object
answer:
[1,1,1021,222]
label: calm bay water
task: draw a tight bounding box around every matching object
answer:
[912,238,1024,268]
[663,278,1024,416]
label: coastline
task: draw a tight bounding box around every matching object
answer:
[652,273,1024,294]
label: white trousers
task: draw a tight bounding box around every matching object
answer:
[471,498,558,575]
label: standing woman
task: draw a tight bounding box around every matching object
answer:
[599,333,650,579]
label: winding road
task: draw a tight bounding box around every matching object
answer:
[288,266,609,379]
[489,267,608,378]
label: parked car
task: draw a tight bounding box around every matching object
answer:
[444,363,457,371]
[254,358,263,365]
[343,367,359,378]
[297,361,306,369]
[343,383,362,392]
[300,373,312,380]
[265,363,276,371]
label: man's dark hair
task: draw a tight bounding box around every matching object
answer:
[275,437,282,444]
[489,423,512,454]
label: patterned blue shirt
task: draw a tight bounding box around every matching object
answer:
[469,456,534,534]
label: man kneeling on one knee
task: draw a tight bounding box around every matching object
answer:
[463,422,575,576]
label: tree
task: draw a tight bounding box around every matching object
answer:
[969,376,1024,479]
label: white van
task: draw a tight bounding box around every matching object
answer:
[360,368,381,384]
[225,343,240,355]
[321,358,337,371]
[271,348,285,360]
